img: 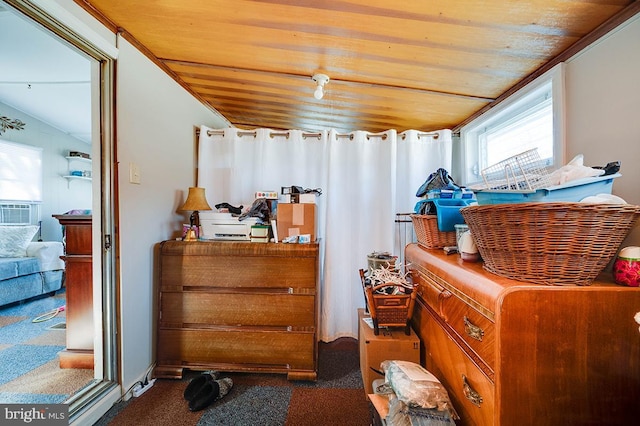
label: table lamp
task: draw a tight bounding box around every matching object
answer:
[179,187,212,241]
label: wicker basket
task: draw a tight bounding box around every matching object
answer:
[364,283,418,335]
[410,214,457,249]
[359,269,419,335]
[460,202,640,286]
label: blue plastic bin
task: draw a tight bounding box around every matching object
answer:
[473,173,621,205]
[432,198,474,232]
[426,189,475,199]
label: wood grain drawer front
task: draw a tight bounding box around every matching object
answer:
[65,225,92,255]
[417,305,495,426]
[157,328,316,370]
[160,291,315,328]
[441,293,495,370]
[412,269,453,316]
[161,255,316,290]
[413,268,495,370]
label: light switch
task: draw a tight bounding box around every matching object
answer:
[129,162,141,184]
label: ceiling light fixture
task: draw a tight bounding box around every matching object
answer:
[311,73,329,100]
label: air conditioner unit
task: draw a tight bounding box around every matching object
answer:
[0,203,40,225]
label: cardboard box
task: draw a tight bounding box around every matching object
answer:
[276,203,316,241]
[358,308,420,395]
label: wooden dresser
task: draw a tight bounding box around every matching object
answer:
[156,240,319,380]
[406,243,640,426]
[53,214,94,369]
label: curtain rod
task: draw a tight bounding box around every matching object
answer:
[201,129,440,140]
[401,132,440,140]
[203,129,322,139]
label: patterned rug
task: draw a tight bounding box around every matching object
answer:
[0,291,94,403]
[95,338,374,426]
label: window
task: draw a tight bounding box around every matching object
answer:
[460,64,565,186]
[0,139,43,202]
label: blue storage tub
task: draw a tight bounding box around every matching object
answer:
[426,189,475,199]
[432,198,474,232]
[474,173,621,205]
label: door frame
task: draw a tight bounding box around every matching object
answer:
[4,0,121,421]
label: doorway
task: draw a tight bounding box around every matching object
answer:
[0,0,119,420]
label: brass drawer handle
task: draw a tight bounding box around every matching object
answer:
[462,375,483,407]
[463,316,484,341]
[438,289,452,319]
[438,289,452,300]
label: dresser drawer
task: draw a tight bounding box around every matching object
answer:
[441,293,495,370]
[157,328,316,371]
[412,268,452,315]
[414,303,495,426]
[160,255,316,290]
[412,267,496,370]
[160,291,316,328]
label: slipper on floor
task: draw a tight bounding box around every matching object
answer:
[188,377,233,412]
[183,370,220,402]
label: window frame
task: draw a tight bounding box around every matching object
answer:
[459,63,565,186]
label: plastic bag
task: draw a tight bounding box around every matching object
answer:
[548,154,604,186]
[381,360,459,420]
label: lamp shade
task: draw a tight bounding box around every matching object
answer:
[180,187,212,211]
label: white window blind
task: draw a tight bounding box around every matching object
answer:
[0,139,43,202]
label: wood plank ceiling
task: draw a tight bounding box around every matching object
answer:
[75,0,637,133]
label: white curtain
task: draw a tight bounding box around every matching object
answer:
[198,126,452,341]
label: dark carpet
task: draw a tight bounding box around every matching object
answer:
[95,338,374,425]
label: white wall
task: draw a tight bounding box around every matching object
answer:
[115,36,228,391]
[0,102,92,241]
[565,14,640,245]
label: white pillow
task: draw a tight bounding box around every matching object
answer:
[26,241,65,271]
[0,225,39,257]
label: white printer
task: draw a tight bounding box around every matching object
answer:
[199,211,259,241]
